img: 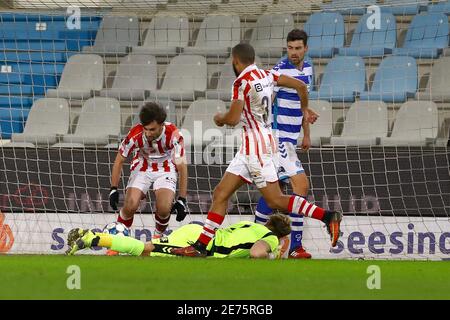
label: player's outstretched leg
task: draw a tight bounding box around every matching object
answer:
[66,228,96,255]
[259,182,343,247]
[255,196,273,224]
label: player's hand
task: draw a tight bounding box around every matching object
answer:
[171,197,187,222]
[304,108,319,124]
[109,187,119,211]
[214,113,224,127]
[301,136,311,152]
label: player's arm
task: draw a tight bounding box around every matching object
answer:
[172,132,188,221]
[249,240,272,259]
[214,100,244,127]
[276,74,318,124]
[301,117,311,151]
[109,153,126,210]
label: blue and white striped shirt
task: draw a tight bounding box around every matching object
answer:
[271,57,313,145]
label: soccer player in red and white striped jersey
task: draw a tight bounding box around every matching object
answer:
[172,43,342,257]
[109,102,188,242]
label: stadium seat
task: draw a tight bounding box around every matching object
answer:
[250,13,294,58]
[380,0,428,15]
[309,56,366,102]
[150,55,207,101]
[0,51,70,63]
[359,56,417,103]
[132,15,189,56]
[392,13,449,59]
[181,99,227,149]
[379,101,439,146]
[415,57,450,102]
[83,15,139,56]
[99,54,157,101]
[428,0,450,15]
[46,54,104,100]
[0,96,35,138]
[205,56,262,101]
[183,14,240,57]
[322,0,377,15]
[329,101,388,146]
[298,100,333,147]
[338,13,396,57]
[52,97,121,147]
[303,12,345,58]
[7,98,69,147]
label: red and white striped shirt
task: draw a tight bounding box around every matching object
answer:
[119,122,184,173]
[231,64,280,162]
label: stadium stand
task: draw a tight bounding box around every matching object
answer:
[329,101,388,146]
[428,0,450,14]
[99,53,157,101]
[380,0,429,15]
[183,14,240,57]
[46,54,104,100]
[379,101,439,146]
[322,0,377,15]
[303,12,345,58]
[149,54,207,102]
[392,13,449,59]
[416,56,450,102]
[338,12,396,57]
[83,15,139,57]
[6,97,69,147]
[181,99,227,148]
[250,13,294,58]
[360,55,417,103]
[309,56,366,102]
[298,100,333,147]
[132,14,189,56]
[52,97,121,147]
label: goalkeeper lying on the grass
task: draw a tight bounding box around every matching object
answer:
[66,213,291,259]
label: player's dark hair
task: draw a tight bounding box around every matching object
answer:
[265,213,291,238]
[287,29,308,46]
[139,102,166,126]
[231,43,255,65]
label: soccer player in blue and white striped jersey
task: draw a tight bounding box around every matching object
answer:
[255,29,314,259]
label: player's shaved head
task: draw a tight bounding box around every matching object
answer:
[265,213,291,238]
[232,43,255,65]
[139,102,167,126]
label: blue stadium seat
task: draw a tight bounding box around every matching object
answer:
[309,56,366,102]
[0,13,102,22]
[303,12,345,58]
[338,13,396,57]
[392,13,449,59]
[381,0,429,15]
[322,0,377,15]
[0,51,69,63]
[359,56,417,103]
[0,84,34,95]
[428,0,450,15]
[0,40,67,51]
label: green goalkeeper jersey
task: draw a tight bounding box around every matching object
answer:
[151,222,279,258]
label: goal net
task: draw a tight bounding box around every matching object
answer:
[0,0,449,259]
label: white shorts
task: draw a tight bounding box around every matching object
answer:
[126,170,177,194]
[276,141,305,181]
[226,153,278,189]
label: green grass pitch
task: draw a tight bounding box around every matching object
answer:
[1,255,449,300]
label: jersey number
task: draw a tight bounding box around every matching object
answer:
[261,96,270,123]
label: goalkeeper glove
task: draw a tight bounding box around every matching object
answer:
[109,187,119,211]
[171,196,187,222]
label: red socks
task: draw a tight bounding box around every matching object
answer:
[117,209,133,228]
[288,196,325,221]
[198,211,225,246]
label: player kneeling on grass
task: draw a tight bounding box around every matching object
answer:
[66,213,291,259]
[108,102,188,254]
